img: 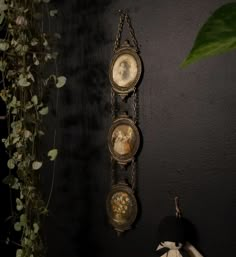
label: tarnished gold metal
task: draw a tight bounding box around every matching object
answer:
[108,114,140,165]
[109,40,142,99]
[106,181,138,234]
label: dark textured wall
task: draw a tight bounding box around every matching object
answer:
[1,0,236,257]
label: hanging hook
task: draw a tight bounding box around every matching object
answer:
[175,196,182,218]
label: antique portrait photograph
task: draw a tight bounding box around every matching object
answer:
[108,117,140,164]
[111,124,135,156]
[112,53,138,88]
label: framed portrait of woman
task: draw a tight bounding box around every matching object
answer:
[108,116,140,165]
[109,43,142,97]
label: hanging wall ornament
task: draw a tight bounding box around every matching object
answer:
[155,197,204,257]
[107,10,142,234]
[109,10,143,99]
[108,114,140,165]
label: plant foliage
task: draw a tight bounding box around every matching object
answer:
[0,0,66,256]
[182,3,236,67]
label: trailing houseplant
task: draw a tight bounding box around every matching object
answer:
[182,2,236,67]
[0,1,66,257]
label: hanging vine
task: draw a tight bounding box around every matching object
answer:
[0,0,66,257]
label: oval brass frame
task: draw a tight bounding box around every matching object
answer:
[109,45,142,98]
[106,182,137,233]
[108,116,140,165]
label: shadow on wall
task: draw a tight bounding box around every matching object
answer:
[44,1,114,257]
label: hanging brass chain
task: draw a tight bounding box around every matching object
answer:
[113,10,140,53]
[132,87,139,125]
[130,158,137,191]
[111,88,116,121]
[114,10,125,52]
[125,13,140,53]
[110,156,116,186]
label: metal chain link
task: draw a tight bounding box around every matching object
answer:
[130,158,136,191]
[111,88,116,121]
[113,10,140,53]
[110,156,116,187]
[114,11,125,52]
[125,13,140,53]
[132,87,139,125]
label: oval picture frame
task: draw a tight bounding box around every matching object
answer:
[109,44,142,97]
[108,116,140,165]
[106,182,137,233]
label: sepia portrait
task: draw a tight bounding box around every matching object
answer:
[112,124,135,156]
[112,54,138,88]
[108,116,140,164]
[109,47,142,96]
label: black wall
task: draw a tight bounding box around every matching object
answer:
[2,0,236,257]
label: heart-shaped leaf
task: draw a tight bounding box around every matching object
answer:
[48,149,58,161]
[39,106,48,115]
[56,76,66,88]
[32,161,42,170]
[182,3,236,67]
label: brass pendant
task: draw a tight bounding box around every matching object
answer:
[107,114,140,165]
[109,40,142,99]
[106,181,138,234]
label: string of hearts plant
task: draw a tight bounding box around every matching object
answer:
[0,1,66,257]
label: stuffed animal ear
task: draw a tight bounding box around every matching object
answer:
[184,242,204,257]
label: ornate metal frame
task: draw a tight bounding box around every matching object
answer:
[108,115,140,165]
[106,182,138,234]
[109,41,142,99]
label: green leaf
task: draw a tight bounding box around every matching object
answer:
[14,222,22,232]
[16,198,23,211]
[39,106,48,115]
[0,41,9,51]
[31,95,38,105]
[20,214,27,225]
[0,0,8,12]
[33,223,39,234]
[50,9,58,17]
[18,75,30,87]
[16,249,23,257]
[48,149,58,161]
[32,161,42,170]
[7,159,15,169]
[56,76,66,88]
[0,59,7,71]
[182,3,236,67]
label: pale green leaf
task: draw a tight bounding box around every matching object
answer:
[18,75,30,87]
[48,149,58,161]
[14,222,22,232]
[182,3,236,67]
[39,106,48,115]
[7,159,15,169]
[16,198,23,211]
[0,41,9,51]
[56,76,66,88]
[0,59,7,72]
[49,9,58,17]
[32,161,42,170]
[16,249,23,257]
[20,214,27,225]
[31,95,38,105]
[24,130,32,138]
[33,223,39,234]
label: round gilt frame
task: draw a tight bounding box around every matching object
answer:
[106,183,137,233]
[108,116,140,165]
[109,45,142,97]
